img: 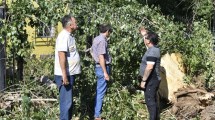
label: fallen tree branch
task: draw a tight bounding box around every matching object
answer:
[7,98,58,102]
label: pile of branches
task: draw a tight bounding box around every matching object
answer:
[0,76,58,118]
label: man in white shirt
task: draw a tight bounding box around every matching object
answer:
[54,14,81,120]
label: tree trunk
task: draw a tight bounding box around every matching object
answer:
[0,6,6,91]
[0,43,6,91]
[213,8,215,51]
[159,53,185,102]
[16,56,24,81]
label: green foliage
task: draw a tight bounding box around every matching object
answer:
[1,78,58,119]
[192,0,213,20]
[182,21,213,75]
[71,0,214,118]
[1,0,215,119]
[102,84,147,119]
[21,92,31,119]
[24,57,54,80]
[0,0,70,80]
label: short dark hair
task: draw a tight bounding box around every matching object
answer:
[61,15,72,28]
[145,31,159,45]
[99,24,112,33]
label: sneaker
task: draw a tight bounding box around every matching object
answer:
[95,118,101,120]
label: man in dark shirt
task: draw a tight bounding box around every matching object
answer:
[139,27,161,120]
[92,24,112,120]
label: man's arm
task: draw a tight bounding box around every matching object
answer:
[58,51,69,85]
[99,54,109,81]
[142,64,154,81]
[140,63,154,89]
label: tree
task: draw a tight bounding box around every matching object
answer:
[0,0,70,82]
[0,0,214,119]
[68,0,214,118]
[0,2,6,91]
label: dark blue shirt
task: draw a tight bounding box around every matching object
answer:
[139,46,161,81]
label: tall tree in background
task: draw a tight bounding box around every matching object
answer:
[0,0,214,119]
[0,0,70,82]
[0,2,6,91]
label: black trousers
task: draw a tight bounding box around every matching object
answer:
[144,79,160,120]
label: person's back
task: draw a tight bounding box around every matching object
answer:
[92,34,111,65]
[92,24,112,120]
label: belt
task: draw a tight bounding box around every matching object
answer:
[95,63,111,67]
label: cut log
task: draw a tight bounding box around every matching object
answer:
[150,53,215,119]
[159,53,186,102]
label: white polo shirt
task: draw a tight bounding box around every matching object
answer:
[54,29,81,76]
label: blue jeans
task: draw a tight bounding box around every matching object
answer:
[94,65,111,118]
[55,75,75,120]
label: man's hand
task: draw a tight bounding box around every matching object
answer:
[62,76,69,85]
[140,81,146,89]
[104,72,110,81]
[99,54,110,81]
[139,27,147,37]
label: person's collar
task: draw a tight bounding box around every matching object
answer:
[147,44,154,49]
[63,29,71,35]
[100,33,107,40]
[148,44,159,49]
